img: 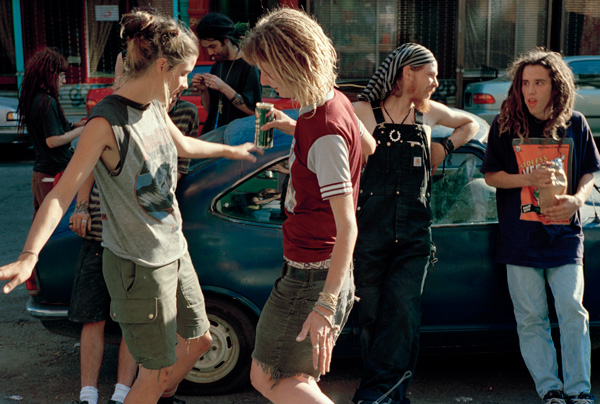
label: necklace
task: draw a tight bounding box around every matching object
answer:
[382,102,413,142]
[217,49,239,115]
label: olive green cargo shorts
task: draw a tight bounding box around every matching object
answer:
[103,249,210,370]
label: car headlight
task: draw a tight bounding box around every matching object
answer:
[7,111,19,121]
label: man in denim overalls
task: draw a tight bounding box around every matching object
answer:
[352,44,479,404]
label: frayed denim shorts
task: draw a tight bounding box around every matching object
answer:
[252,261,355,382]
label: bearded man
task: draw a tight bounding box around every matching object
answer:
[191,13,261,135]
[351,43,478,404]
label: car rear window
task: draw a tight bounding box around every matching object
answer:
[570,60,600,89]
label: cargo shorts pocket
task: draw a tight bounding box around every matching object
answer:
[110,297,159,324]
[110,297,175,368]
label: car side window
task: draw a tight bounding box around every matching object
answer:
[215,159,289,225]
[431,150,498,225]
[570,61,600,89]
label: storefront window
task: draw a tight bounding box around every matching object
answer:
[564,0,600,56]
[310,0,397,79]
[465,0,548,75]
[87,0,175,78]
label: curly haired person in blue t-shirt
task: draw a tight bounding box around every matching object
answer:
[481,48,600,404]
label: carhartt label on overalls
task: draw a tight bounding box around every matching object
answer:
[413,156,422,167]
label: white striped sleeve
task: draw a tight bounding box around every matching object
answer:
[307,134,353,200]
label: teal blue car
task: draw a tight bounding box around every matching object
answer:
[24,110,600,396]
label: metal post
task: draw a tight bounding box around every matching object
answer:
[12,0,24,93]
[173,0,179,19]
[456,0,466,108]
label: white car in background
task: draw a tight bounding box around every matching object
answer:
[464,56,600,140]
[0,96,27,145]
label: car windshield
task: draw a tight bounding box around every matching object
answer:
[430,150,497,224]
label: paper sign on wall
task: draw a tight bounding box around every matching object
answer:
[95,5,119,22]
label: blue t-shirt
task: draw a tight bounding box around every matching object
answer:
[481,111,600,267]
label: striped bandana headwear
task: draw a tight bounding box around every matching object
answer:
[357,43,436,102]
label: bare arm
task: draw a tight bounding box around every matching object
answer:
[202,73,255,116]
[0,119,113,293]
[427,101,479,172]
[296,193,357,375]
[321,193,357,301]
[544,172,596,221]
[258,109,297,137]
[166,115,263,161]
[352,101,377,135]
[46,125,84,148]
[353,102,377,159]
[191,74,210,112]
[69,172,95,237]
[484,166,554,190]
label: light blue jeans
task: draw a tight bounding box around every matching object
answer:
[507,264,591,398]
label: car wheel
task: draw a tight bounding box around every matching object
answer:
[178,296,257,395]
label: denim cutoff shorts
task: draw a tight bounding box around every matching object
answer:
[102,249,210,370]
[252,262,355,382]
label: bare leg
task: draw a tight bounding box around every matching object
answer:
[116,337,137,386]
[162,332,212,397]
[124,366,172,404]
[250,359,334,404]
[123,332,212,403]
[80,321,106,388]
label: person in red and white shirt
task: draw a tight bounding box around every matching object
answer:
[242,8,372,404]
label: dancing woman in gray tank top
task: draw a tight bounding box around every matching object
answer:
[0,9,262,404]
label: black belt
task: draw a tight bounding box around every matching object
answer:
[283,263,328,282]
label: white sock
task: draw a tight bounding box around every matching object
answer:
[111,383,131,403]
[80,386,98,404]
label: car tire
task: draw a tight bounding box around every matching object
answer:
[177,295,257,396]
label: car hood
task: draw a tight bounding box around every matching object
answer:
[0,96,18,110]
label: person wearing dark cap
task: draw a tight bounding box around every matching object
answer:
[351,43,479,404]
[191,13,261,135]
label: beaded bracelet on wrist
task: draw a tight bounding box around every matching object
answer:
[315,300,336,313]
[318,291,338,307]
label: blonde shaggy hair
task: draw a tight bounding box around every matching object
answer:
[498,48,575,141]
[242,8,337,108]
